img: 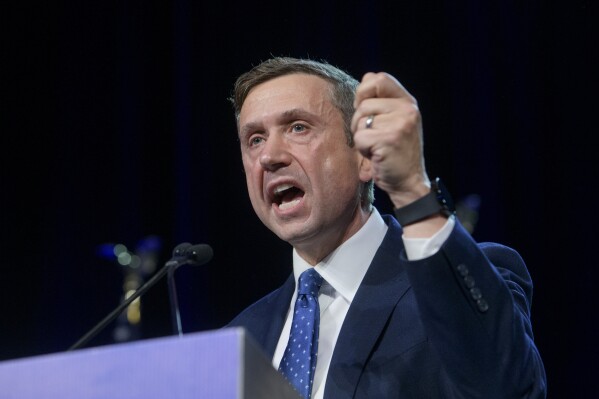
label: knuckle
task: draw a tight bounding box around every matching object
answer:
[373,72,388,85]
[362,72,377,81]
[407,104,420,119]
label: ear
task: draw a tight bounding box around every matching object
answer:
[358,154,373,183]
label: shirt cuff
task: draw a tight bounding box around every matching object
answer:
[402,215,456,261]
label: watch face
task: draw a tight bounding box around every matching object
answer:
[433,177,456,214]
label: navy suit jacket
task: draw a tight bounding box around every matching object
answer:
[228,215,547,398]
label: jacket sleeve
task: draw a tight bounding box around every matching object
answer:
[403,221,547,398]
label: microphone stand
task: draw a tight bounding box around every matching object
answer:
[68,254,188,351]
[68,243,212,351]
[167,266,183,337]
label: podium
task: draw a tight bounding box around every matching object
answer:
[0,327,300,399]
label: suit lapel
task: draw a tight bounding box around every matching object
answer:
[260,274,295,357]
[230,273,296,358]
[325,216,411,398]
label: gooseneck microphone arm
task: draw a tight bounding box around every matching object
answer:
[67,243,213,351]
[167,265,183,337]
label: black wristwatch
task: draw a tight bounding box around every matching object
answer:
[394,177,456,226]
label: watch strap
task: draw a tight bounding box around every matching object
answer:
[394,177,455,226]
[394,190,445,226]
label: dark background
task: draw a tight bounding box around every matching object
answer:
[1,1,596,397]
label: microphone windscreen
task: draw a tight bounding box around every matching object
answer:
[185,244,214,266]
[172,242,192,257]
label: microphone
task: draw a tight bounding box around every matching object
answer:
[166,243,213,268]
[68,242,213,351]
[166,243,214,336]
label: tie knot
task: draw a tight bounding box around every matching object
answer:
[297,268,323,296]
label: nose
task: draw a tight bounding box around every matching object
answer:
[259,134,292,171]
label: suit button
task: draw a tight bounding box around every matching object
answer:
[464,275,476,288]
[476,299,489,312]
[470,287,482,300]
[456,264,469,276]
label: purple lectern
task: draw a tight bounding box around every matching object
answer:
[0,327,300,399]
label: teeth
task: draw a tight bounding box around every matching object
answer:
[274,183,294,195]
[272,183,302,211]
[278,199,300,210]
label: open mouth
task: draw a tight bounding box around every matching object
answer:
[273,183,305,211]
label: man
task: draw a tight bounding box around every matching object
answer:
[227,57,546,398]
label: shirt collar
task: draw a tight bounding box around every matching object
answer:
[292,208,388,303]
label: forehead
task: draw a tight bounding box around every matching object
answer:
[239,74,334,124]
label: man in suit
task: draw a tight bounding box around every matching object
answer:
[228,57,546,398]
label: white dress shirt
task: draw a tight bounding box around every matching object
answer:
[272,209,455,399]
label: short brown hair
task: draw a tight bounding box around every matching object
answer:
[230,57,374,208]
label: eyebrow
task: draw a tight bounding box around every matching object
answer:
[279,108,315,122]
[239,121,262,138]
[239,108,317,137]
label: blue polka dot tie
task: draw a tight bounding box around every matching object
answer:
[279,268,324,399]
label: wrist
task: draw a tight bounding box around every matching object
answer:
[394,177,455,227]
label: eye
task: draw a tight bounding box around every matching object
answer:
[249,136,265,147]
[291,123,307,133]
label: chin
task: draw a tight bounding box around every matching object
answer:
[267,221,310,244]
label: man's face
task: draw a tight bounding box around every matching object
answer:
[238,74,370,262]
